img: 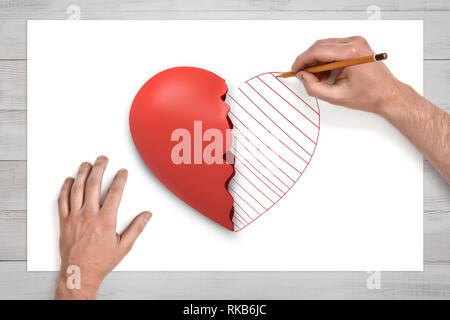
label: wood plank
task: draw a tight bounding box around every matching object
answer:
[0,20,25,60]
[0,261,449,299]
[0,11,449,59]
[0,60,26,110]
[1,0,450,18]
[0,211,25,260]
[0,161,25,211]
[424,161,450,263]
[424,60,450,112]
[0,110,26,160]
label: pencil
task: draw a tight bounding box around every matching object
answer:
[276,53,388,78]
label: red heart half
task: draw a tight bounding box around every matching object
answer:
[129,67,235,230]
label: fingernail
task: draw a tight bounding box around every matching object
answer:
[80,162,90,168]
[296,72,303,81]
[118,168,128,175]
[97,155,108,161]
[65,177,73,183]
[143,212,152,224]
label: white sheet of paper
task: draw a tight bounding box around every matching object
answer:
[27,20,423,271]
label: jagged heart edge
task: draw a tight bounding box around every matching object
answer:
[220,90,237,231]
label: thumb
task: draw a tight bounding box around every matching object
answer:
[119,211,152,252]
[298,71,338,102]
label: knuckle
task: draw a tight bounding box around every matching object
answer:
[98,216,113,229]
[109,184,122,195]
[78,166,89,174]
[313,39,322,46]
[351,35,367,43]
[124,242,134,252]
[82,207,96,218]
[137,223,145,234]
[123,239,137,253]
[344,45,358,57]
[68,215,78,227]
[94,219,110,232]
[71,183,82,194]
[303,84,314,96]
[86,177,99,188]
[333,88,345,102]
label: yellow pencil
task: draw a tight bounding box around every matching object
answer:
[277,53,388,78]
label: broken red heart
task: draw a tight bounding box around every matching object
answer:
[129,67,235,230]
[130,67,320,231]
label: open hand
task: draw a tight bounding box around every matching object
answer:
[55,156,152,299]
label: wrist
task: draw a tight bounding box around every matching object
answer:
[55,266,102,300]
[375,80,419,121]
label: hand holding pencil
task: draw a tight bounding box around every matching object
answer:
[287,36,450,184]
[287,36,400,115]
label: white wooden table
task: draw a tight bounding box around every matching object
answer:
[0,0,449,299]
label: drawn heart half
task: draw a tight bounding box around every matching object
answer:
[226,72,320,231]
[129,67,319,231]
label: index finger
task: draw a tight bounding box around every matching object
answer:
[84,155,108,210]
[100,168,128,223]
[291,42,358,73]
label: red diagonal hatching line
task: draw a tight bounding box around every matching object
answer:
[228,97,308,164]
[270,72,319,115]
[233,153,284,197]
[234,126,302,175]
[233,212,247,225]
[233,220,244,231]
[234,140,293,186]
[229,112,304,173]
[234,167,275,204]
[234,201,253,221]
[232,147,289,191]
[245,83,316,145]
[237,88,313,156]
[233,219,244,229]
[257,76,319,129]
[229,186,261,215]
[234,135,296,183]
[233,179,268,210]
[235,211,248,224]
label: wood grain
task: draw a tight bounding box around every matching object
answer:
[1,10,450,59]
[0,161,26,211]
[0,60,25,110]
[1,0,450,17]
[0,110,26,160]
[1,261,450,299]
[0,211,25,260]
